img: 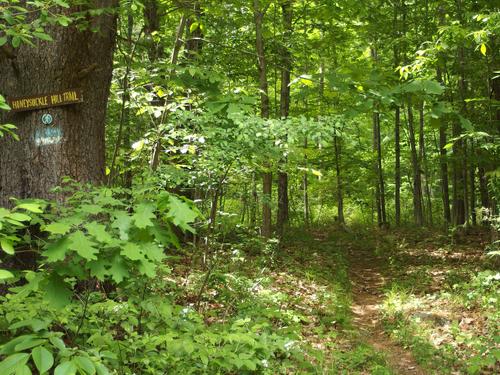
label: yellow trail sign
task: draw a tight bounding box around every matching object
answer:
[8,89,83,112]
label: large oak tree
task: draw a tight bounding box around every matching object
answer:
[0,1,118,206]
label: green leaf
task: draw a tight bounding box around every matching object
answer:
[32,346,54,374]
[10,319,49,332]
[132,203,156,229]
[54,361,77,375]
[73,356,95,375]
[12,36,21,48]
[1,238,15,255]
[79,204,102,215]
[48,337,66,352]
[138,259,156,278]
[32,32,53,42]
[85,222,113,243]
[43,237,71,262]
[143,243,165,262]
[68,231,98,260]
[0,353,30,375]
[14,339,46,352]
[0,335,36,356]
[16,203,43,213]
[109,256,129,283]
[121,242,143,261]
[14,364,31,375]
[167,196,198,232]
[8,213,31,222]
[95,363,110,375]
[0,37,7,47]
[54,0,70,8]
[112,211,132,240]
[43,273,72,309]
[44,222,71,235]
[87,260,110,281]
[0,269,14,280]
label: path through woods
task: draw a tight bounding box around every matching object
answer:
[347,237,426,375]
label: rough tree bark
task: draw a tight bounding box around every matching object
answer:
[0,1,118,206]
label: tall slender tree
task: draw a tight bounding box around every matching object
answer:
[254,0,272,238]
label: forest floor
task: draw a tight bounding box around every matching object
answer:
[174,225,498,373]
[347,235,426,374]
[271,225,498,374]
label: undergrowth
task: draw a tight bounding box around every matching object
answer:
[379,228,499,374]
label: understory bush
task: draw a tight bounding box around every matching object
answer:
[0,183,305,374]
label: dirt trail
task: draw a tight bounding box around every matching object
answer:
[348,245,427,375]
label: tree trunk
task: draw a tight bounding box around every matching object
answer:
[395,106,401,226]
[334,135,344,224]
[373,110,387,226]
[185,1,204,60]
[452,53,467,225]
[436,6,451,226]
[303,137,310,226]
[371,48,386,226]
[373,111,382,227]
[250,171,258,228]
[254,0,272,238]
[452,1,467,225]
[419,102,433,225]
[143,0,163,61]
[149,13,187,171]
[407,97,424,226]
[470,141,476,225]
[0,2,118,206]
[109,9,134,188]
[277,0,292,237]
[478,167,489,214]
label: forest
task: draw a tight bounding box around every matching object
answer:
[0,0,499,374]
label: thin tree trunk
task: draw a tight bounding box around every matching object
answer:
[470,141,477,225]
[436,4,451,226]
[277,0,293,237]
[250,172,258,228]
[371,48,386,226]
[185,1,204,60]
[143,0,163,61]
[334,135,344,224]
[478,167,489,216]
[150,14,187,171]
[109,10,134,187]
[407,96,424,226]
[373,111,382,227]
[254,0,272,238]
[395,106,401,226]
[303,137,310,226]
[393,1,402,227]
[452,1,467,225]
[419,101,433,225]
